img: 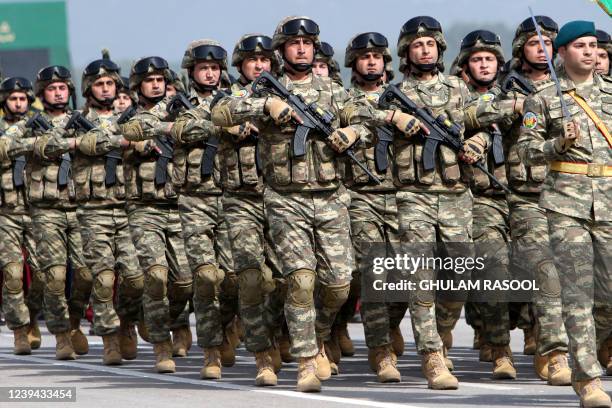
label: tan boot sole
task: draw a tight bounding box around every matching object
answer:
[200,367,221,379]
[296,376,321,393]
[156,362,176,374]
[255,371,278,386]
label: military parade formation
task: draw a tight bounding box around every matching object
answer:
[0,12,610,408]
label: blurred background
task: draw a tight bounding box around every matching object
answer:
[0,0,609,103]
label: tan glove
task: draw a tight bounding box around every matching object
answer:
[120,121,144,140]
[389,110,421,137]
[265,97,295,124]
[553,120,579,154]
[328,127,359,153]
[460,133,489,164]
[133,139,160,156]
[224,122,259,142]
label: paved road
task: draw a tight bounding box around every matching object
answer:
[0,315,609,408]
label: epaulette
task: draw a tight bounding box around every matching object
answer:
[533,78,555,93]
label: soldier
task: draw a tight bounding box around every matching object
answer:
[212,16,358,392]
[0,66,93,360]
[451,30,519,379]
[0,77,44,355]
[44,52,143,365]
[169,39,240,380]
[119,56,193,373]
[473,16,572,385]
[166,69,186,97]
[339,31,407,383]
[312,42,343,86]
[517,20,611,408]
[114,76,136,113]
[595,30,611,76]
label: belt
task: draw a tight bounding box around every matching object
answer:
[550,161,612,177]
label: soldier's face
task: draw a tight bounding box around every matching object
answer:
[113,92,132,112]
[408,36,438,66]
[166,84,177,97]
[283,37,315,65]
[241,55,272,81]
[193,61,221,87]
[467,51,498,83]
[355,52,385,76]
[595,47,610,75]
[312,61,329,77]
[559,36,597,74]
[140,74,165,99]
[43,82,69,105]
[523,35,553,65]
[91,76,116,100]
[5,92,28,114]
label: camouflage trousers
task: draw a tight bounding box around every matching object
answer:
[347,190,405,349]
[0,211,43,330]
[77,206,143,336]
[547,210,612,381]
[178,193,236,349]
[264,186,354,358]
[30,206,91,334]
[223,192,282,353]
[509,193,567,355]
[470,195,511,347]
[397,190,473,354]
[127,202,192,344]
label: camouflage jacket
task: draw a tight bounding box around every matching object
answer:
[212,72,348,193]
[171,88,223,196]
[340,85,396,192]
[517,72,612,221]
[0,118,28,212]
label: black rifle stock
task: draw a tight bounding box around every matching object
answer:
[252,71,381,184]
[26,112,72,187]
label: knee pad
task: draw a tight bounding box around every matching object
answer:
[92,270,115,303]
[413,269,435,306]
[145,265,168,301]
[73,267,93,293]
[537,260,561,298]
[46,265,67,296]
[286,269,316,309]
[168,279,193,303]
[2,262,24,295]
[194,264,224,301]
[320,282,350,310]
[238,268,265,307]
[120,273,144,297]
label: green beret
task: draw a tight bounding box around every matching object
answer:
[554,20,596,50]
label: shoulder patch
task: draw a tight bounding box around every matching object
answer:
[232,89,248,98]
[366,92,380,102]
[480,93,495,102]
[522,111,538,129]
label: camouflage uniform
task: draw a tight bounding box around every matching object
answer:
[518,71,612,382]
[0,117,43,331]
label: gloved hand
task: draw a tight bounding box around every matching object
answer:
[388,110,423,137]
[328,126,359,153]
[224,122,259,142]
[460,133,489,164]
[133,139,161,156]
[265,97,296,124]
[553,120,579,154]
[120,121,144,140]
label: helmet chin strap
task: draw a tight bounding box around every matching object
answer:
[138,92,165,105]
[285,60,312,73]
[2,106,26,122]
[42,98,68,112]
[466,66,498,88]
[522,49,549,72]
[355,68,384,85]
[90,95,116,109]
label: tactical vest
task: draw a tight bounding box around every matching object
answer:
[0,121,27,210]
[392,75,467,192]
[72,111,126,203]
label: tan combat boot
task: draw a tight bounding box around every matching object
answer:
[69,316,89,355]
[573,378,611,408]
[27,320,41,349]
[55,331,76,360]
[102,333,123,366]
[219,330,236,367]
[254,350,278,386]
[153,340,176,373]
[523,327,536,355]
[118,321,138,360]
[373,345,401,383]
[389,326,405,356]
[547,351,571,386]
[171,326,192,357]
[479,342,493,362]
[296,357,321,393]
[598,337,612,376]
[421,351,459,390]
[269,342,282,373]
[315,339,332,380]
[491,345,516,380]
[201,347,222,379]
[335,325,355,357]
[534,352,549,380]
[13,326,31,355]
[278,333,294,363]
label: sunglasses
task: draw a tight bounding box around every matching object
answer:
[350,32,389,49]
[83,59,120,76]
[37,65,71,81]
[280,18,320,36]
[461,30,501,49]
[0,77,33,92]
[400,16,442,36]
[518,15,558,34]
[191,44,227,61]
[132,56,169,75]
[238,35,273,52]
